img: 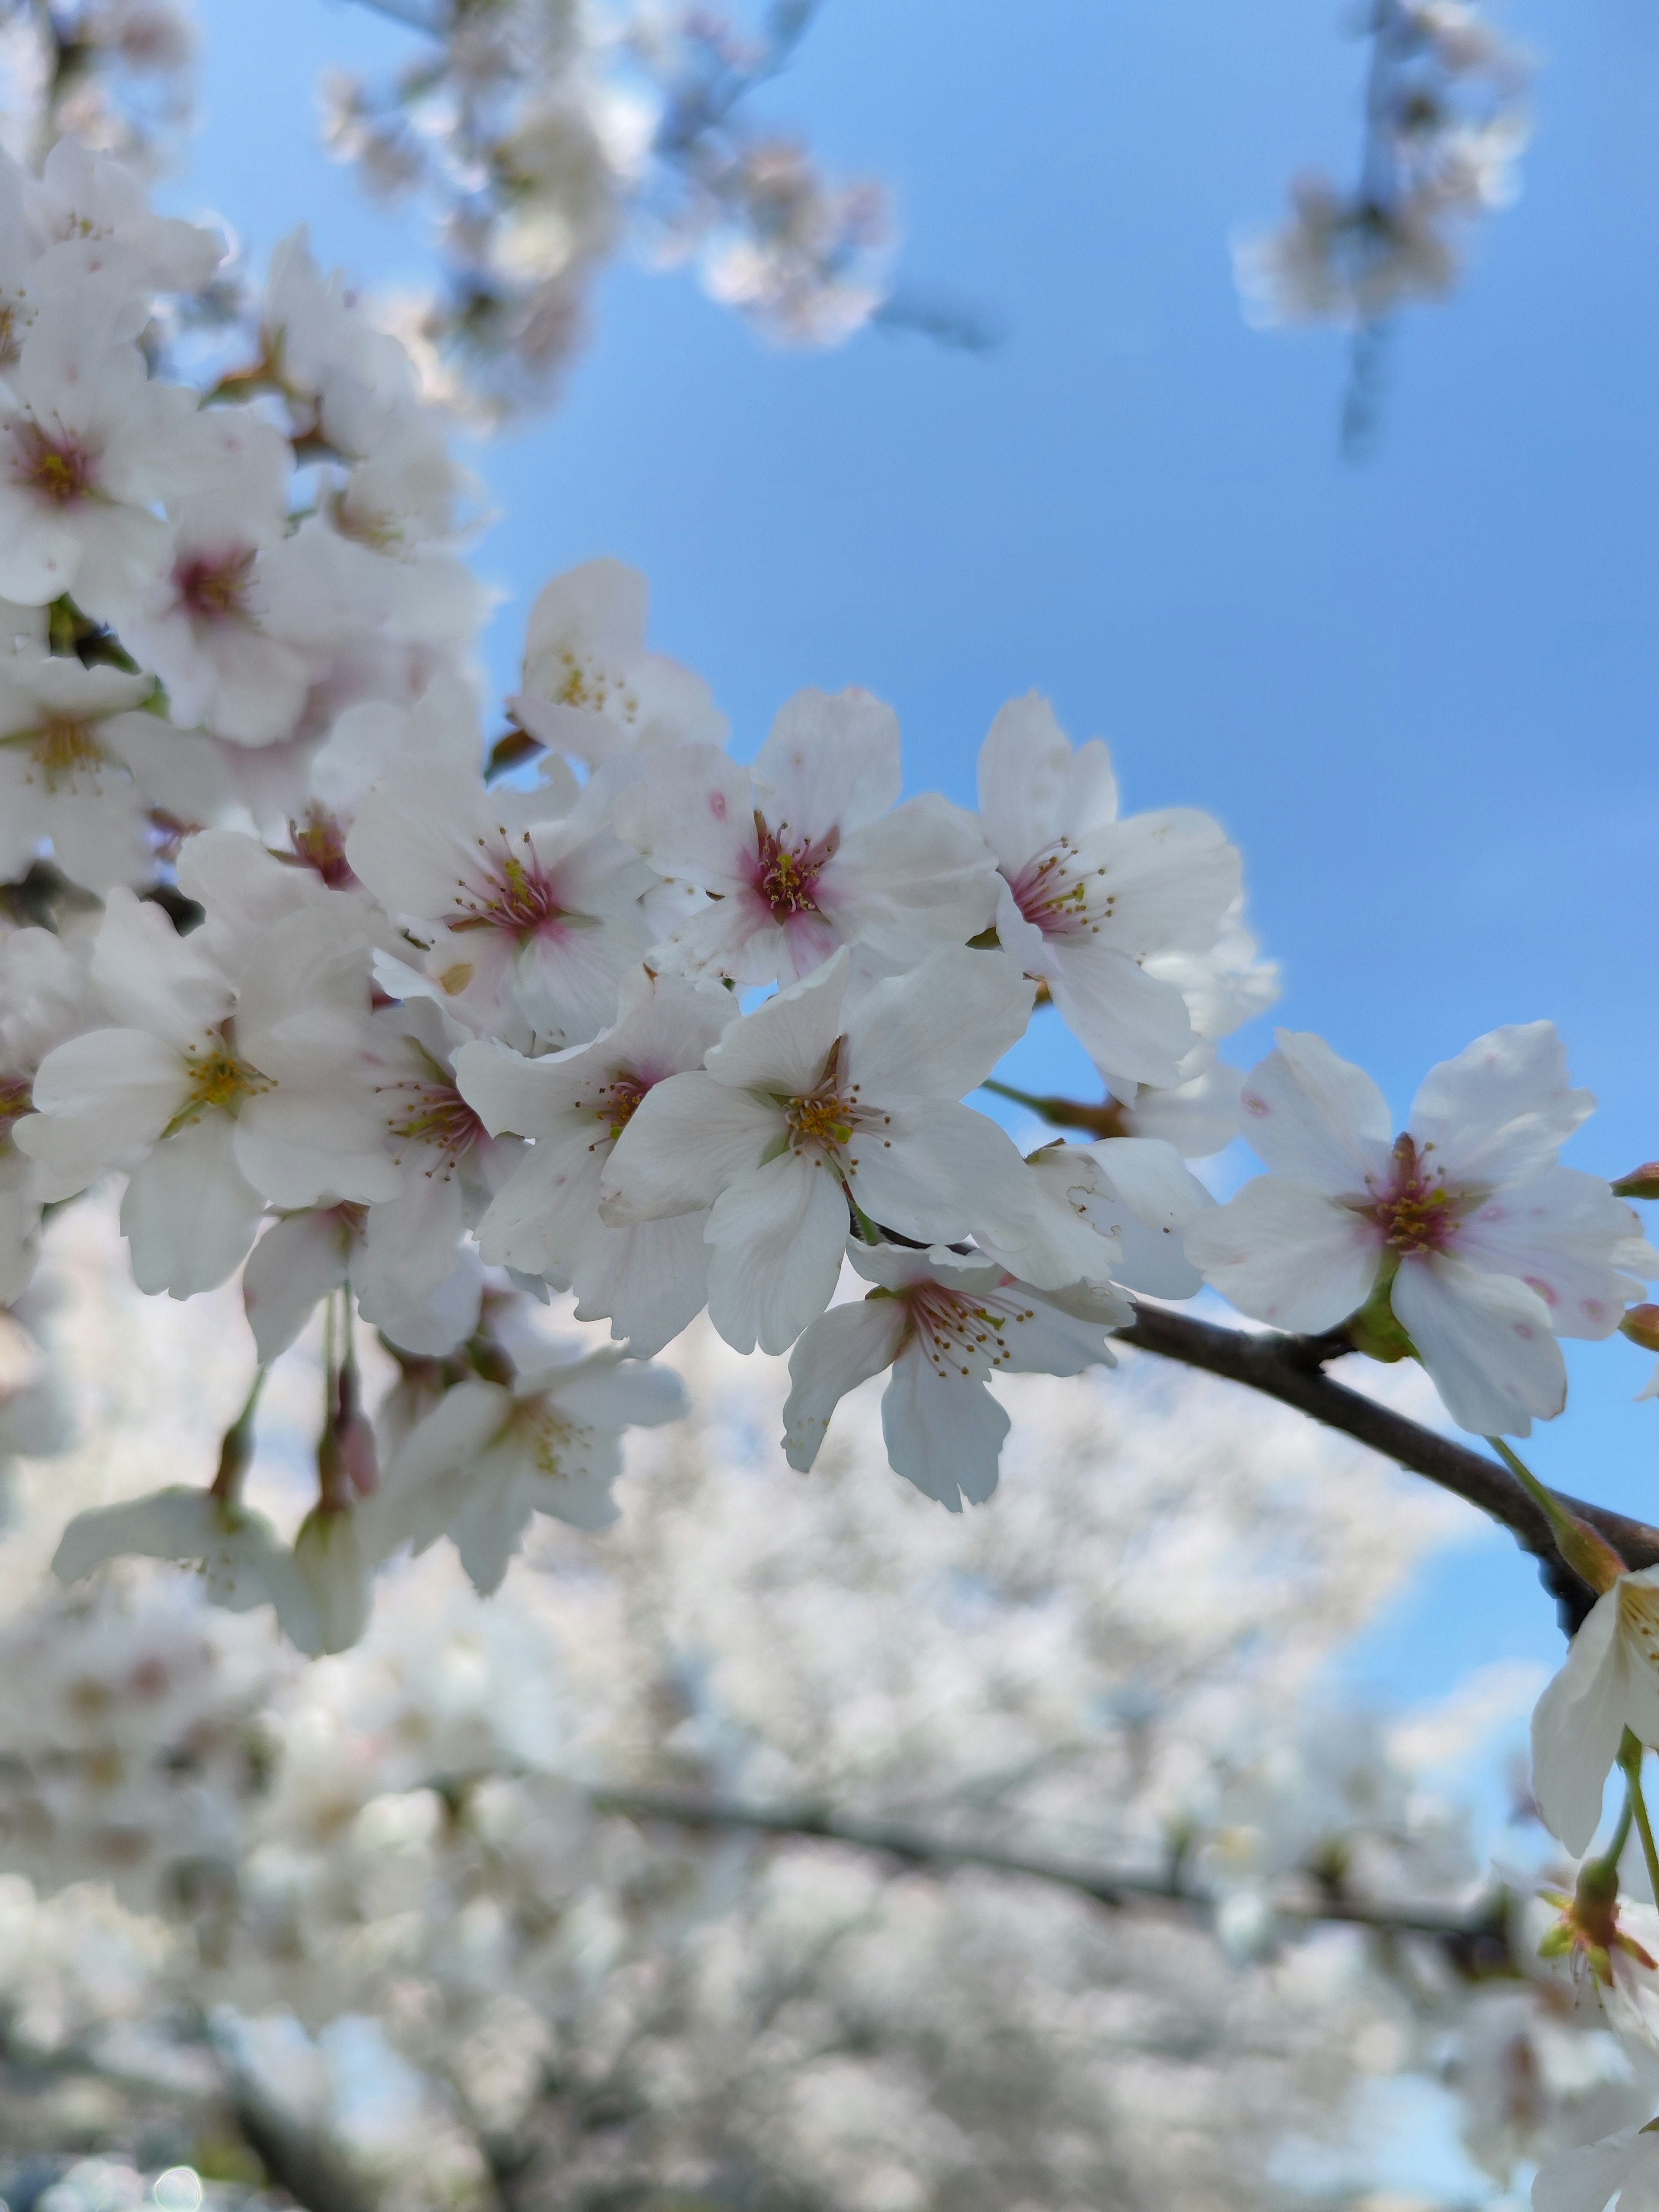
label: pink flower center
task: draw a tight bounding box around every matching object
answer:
[381,1078,487,1176]
[1005,838,1116,942]
[288,805,358,890]
[14,423,95,505]
[452,836,568,940]
[1361,1135,1468,1254]
[752,812,836,920]
[176,548,256,623]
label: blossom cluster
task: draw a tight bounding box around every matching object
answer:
[323,0,897,420]
[1236,0,1530,334]
[0,143,1650,1666]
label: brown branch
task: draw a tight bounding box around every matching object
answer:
[590,1784,1513,1961]
[1115,1302,1659,1602]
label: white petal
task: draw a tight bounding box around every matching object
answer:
[121,1115,266,1297]
[1236,1031,1394,1195]
[600,1071,780,1224]
[1409,1020,1592,1188]
[1046,940,1194,1090]
[15,1027,186,1198]
[242,1208,352,1364]
[753,686,902,836]
[1391,1252,1565,1437]
[881,1345,1010,1510]
[705,1153,850,1354]
[475,1126,606,1275]
[976,693,1080,873]
[845,947,1033,1112]
[849,1103,1037,1253]
[1532,2133,1643,2212]
[704,948,850,1096]
[611,743,756,889]
[782,1294,911,1470]
[1181,1176,1382,1332]
[1455,1166,1651,1341]
[571,1211,713,1358]
[1529,1587,1628,1854]
[90,885,232,1046]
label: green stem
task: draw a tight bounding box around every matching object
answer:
[1621,1733,1659,1901]
[1598,1780,1637,1880]
[1487,1435,1628,1594]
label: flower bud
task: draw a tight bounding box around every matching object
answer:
[1614,1165,1659,1201]
[292,1507,372,1656]
[1623,1305,1659,1354]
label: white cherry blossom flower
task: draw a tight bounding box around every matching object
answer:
[14,887,399,1296]
[599,945,1042,1354]
[345,757,656,1049]
[0,286,214,617]
[379,1345,686,1593]
[52,1487,321,1646]
[30,136,225,296]
[613,687,998,987]
[782,1243,1117,1509]
[978,693,1243,1090]
[0,651,210,892]
[1531,1566,1659,1854]
[509,557,728,766]
[454,969,735,1357]
[1183,1025,1657,1436]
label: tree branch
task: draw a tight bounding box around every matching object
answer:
[591,1784,1516,1968]
[1116,1301,1659,1605]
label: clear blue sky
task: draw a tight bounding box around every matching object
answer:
[178,0,1659,1718]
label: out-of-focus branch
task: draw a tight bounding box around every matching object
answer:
[593,1784,1517,1969]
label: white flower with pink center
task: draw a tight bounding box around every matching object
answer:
[0,287,219,619]
[613,686,998,988]
[1182,1024,1658,1437]
[782,1243,1117,1510]
[978,693,1244,1090]
[345,757,657,1050]
[598,944,1044,1356]
[454,970,736,1358]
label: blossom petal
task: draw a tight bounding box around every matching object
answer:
[782,1294,911,1470]
[846,947,1033,1112]
[704,949,849,1096]
[242,1208,352,1364]
[121,1114,266,1297]
[1530,1586,1629,1855]
[1181,1176,1382,1331]
[1236,1032,1394,1195]
[15,1027,186,1199]
[1455,1166,1653,1342]
[600,1071,781,1224]
[881,1346,1011,1511]
[1391,1252,1565,1437]
[705,1154,849,1354]
[753,686,901,836]
[1408,1021,1592,1188]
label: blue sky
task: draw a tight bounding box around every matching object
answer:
[177,0,1659,1729]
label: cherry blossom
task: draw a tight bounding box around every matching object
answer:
[345,756,655,1049]
[13,885,398,1295]
[977,693,1244,1090]
[782,1243,1119,1508]
[599,945,1042,1354]
[380,1345,686,1593]
[510,558,728,767]
[1183,1024,1657,1435]
[453,968,735,1358]
[613,686,998,987]
[1531,1567,1659,1854]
